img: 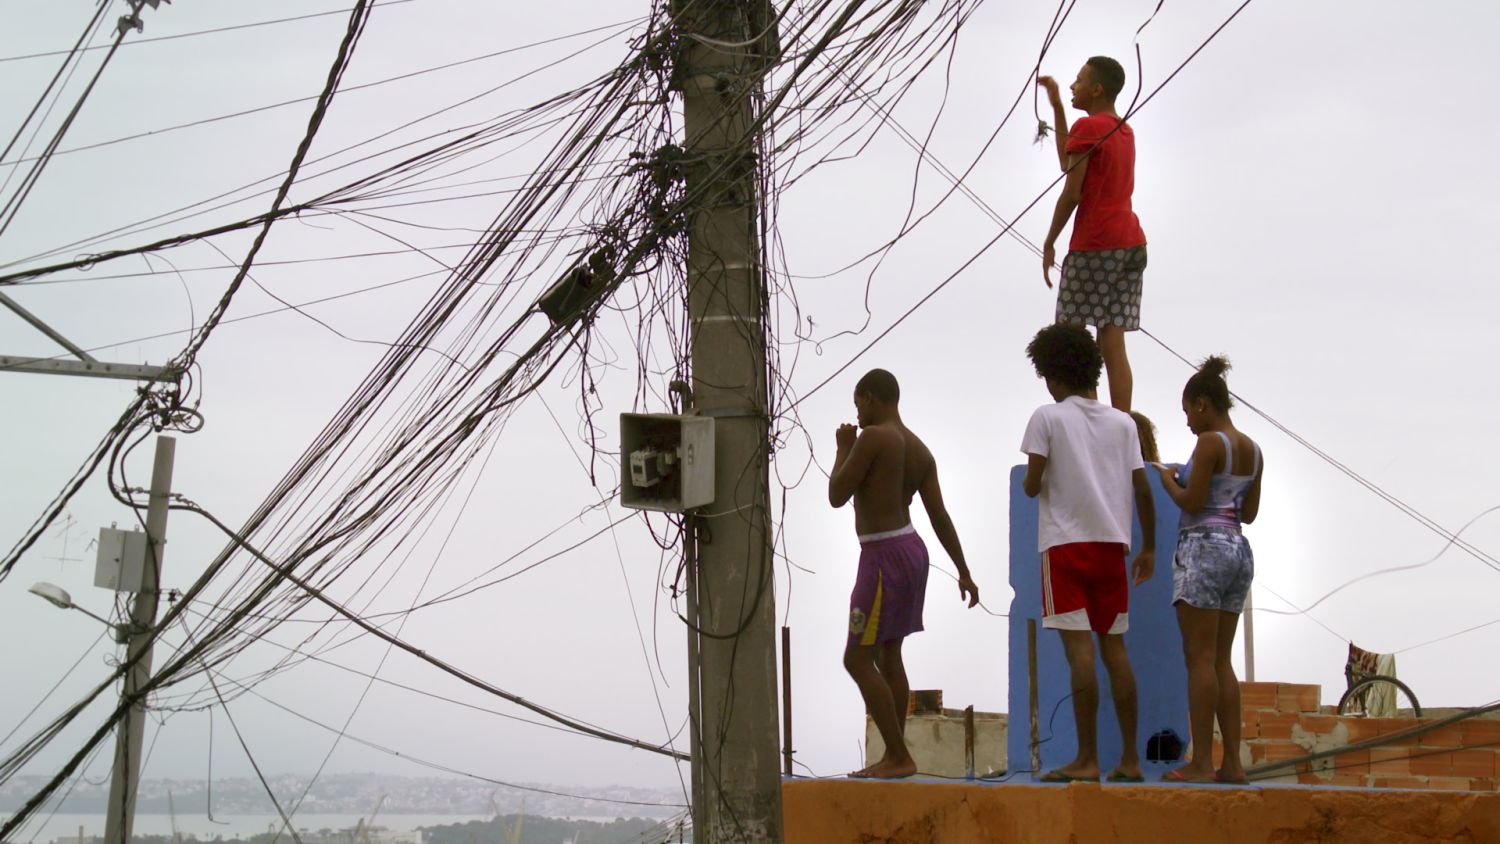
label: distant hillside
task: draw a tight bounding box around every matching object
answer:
[0,773,684,819]
[116,815,685,844]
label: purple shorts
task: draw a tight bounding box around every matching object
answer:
[848,525,930,648]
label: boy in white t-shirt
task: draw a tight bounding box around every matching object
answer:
[1020,323,1157,783]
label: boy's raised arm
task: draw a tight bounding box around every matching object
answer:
[1038,76,1070,172]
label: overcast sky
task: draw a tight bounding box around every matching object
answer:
[3,0,1499,820]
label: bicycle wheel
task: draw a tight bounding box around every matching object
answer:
[1337,675,1422,718]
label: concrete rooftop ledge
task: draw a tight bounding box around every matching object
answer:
[782,777,1500,843]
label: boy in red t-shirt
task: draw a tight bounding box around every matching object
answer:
[1038,56,1147,413]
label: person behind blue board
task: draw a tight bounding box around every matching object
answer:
[1020,324,1157,783]
[1155,356,1264,785]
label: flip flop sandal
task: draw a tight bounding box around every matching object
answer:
[1162,769,1214,784]
[1039,769,1099,783]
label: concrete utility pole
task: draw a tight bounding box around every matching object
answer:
[670,1,784,841]
[1242,590,1256,682]
[103,435,175,844]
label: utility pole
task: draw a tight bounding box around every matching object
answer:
[670,1,784,841]
[103,435,175,844]
[1242,590,1256,682]
[684,517,707,838]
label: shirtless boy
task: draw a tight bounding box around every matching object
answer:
[829,368,980,779]
[1037,56,1147,413]
[1021,324,1156,783]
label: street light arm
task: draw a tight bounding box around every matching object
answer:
[29,581,129,643]
[69,602,118,631]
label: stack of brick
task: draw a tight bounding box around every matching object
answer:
[1219,681,1500,791]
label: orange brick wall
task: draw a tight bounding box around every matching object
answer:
[783,779,1500,844]
[1227,681,1500,791]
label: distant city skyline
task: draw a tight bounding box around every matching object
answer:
[1,771,684,818]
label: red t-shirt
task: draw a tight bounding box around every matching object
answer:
[1064,114,1146,252]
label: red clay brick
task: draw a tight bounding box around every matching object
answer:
[1297,714,1339,734]
[1410,751,1454,778]
[1424,776,1473,791]
[1341,717,1384,743]
[1247,741,1304,765]
[1326,773,1368,788]
[1262,742,1307,763]
[1239,710,1260,739]
[1296,772,1325,785]
[1469,777,1499,792]
[1369,747,1411,776]
[1369,717,1423,745]
[1449,749,1499,779]
[1420,723,1466,748]
[1461,719,1500,748]
[1277,683,1322,713]
[1326,748,1371,775]
[1240,682,1278,711]
[1370,776,1426,790]
[1259,712,1301,741]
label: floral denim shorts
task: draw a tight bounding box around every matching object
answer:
[1172,526,1253,612]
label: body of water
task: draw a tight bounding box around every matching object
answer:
[7,813,489,842]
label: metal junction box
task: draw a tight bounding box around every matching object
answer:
[94,526,150,593]
[620,413,714,512]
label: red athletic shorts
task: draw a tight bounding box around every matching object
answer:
[1041,542,1129,634]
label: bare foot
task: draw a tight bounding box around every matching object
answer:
[850,757,917,779]
[1040,761,1100,782]
[1215,767,1249,785]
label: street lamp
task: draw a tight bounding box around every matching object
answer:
[29,581,129,643]
[25,436,175,844]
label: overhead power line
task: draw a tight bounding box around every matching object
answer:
[0,17,646,168]
[175,495,690,762]
[209,667,688,809]
[0,2,382,832]
[0,1,418,65]
[0,2,110,167]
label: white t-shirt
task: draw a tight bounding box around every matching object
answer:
[1020,395,1143,552]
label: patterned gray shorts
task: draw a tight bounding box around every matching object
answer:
[1172,527,1253,613]
[1056,245,1147,329]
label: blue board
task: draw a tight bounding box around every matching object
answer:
[1006,464,1189,781]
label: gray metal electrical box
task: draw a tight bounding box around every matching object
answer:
[95,526,150,593]
[620,413,714,512]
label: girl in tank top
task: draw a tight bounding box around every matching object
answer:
[1155,356,1264,785]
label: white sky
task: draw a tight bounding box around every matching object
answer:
[3,0,1499,813]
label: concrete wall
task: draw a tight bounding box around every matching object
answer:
[865,710,1008,778]
[1006,464,1189,781]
